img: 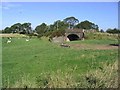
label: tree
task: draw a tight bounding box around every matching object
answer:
[49,20,68,37]
[20,23,32,34]
[2,22,32,34]
[3,27,11,33]
[63,16,79,29]
[106,28,120,34]
[53,20,61,31]
[35,23,47,36]
[10,23,21,33]
[14,23,21,33]
[75,20,99,31]
[0,30,2,33]
[53,20,68,31]
[100,29,104,33]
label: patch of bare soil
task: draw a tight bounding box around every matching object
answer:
[70,44,118,50]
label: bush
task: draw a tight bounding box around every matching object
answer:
[37,34,43,39]
[50,30,65,38]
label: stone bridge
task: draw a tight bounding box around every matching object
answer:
[65,29,84,41]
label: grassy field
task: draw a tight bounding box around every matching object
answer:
[2,34,118,88]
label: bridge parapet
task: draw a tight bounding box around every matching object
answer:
[65,29,83,33]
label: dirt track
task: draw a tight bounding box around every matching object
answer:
[70,44,118,50]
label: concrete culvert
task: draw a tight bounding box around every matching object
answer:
[67,34,79,41]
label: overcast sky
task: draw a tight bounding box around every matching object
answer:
[1,2,118,31]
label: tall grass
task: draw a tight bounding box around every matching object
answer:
[77,61,118,88]
[36,68,77,88]
[3,61,118,88]
[85,32,118,40]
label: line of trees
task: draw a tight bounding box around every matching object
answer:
[34,17,100,38]
[2,23,32,34]
[106,28,120,34]
[1,16,119,38]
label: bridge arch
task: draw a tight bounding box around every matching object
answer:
[67,34,79,41]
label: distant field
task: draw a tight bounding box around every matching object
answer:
[0,34,27,37]
[2,34,118,88]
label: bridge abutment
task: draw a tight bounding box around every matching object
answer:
[65,29,84,41]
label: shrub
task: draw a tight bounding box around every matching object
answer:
[50,30,65,38]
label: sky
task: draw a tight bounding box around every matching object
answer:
[0,2,118,31]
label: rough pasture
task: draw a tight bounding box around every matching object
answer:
[2,34,118,88]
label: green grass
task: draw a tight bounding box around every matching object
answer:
[2,37,118,88]
[67,39,118,45]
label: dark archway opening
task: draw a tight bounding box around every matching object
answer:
[67,34,79,41]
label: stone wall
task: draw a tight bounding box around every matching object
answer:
[52,36,65,43]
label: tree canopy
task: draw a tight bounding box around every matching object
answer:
[106,28,120,34]
[35,23,47,35]
[75,20,99,31]
[63,16,79,29]
[2,23,32,34]
[2,16,119,38]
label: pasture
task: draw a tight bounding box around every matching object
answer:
[2,34,118,88]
